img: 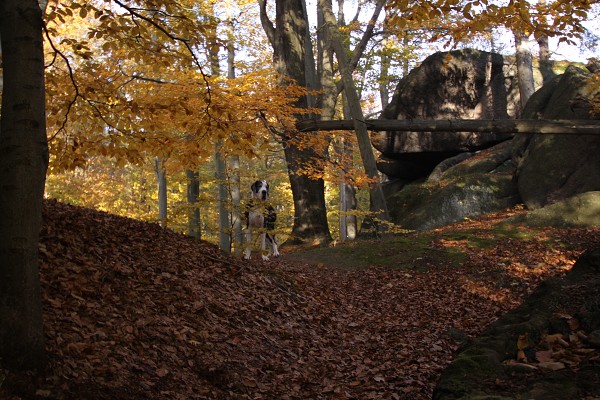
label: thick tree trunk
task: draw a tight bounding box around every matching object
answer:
[0,0,48,370]
[259,0,332,245]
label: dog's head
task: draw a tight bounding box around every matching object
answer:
[251,180,269,201]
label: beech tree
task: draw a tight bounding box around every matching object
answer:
[259,0,332,245]
[0,0,48,369]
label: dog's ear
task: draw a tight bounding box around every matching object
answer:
[251,181,258,193]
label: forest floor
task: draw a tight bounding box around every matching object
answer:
[1,200,599,400]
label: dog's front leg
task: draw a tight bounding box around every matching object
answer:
[271,240,280,257]
[260,232,269,261]
[244,229,252,260]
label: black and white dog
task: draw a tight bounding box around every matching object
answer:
[244,180,279,261]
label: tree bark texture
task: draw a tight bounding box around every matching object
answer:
[215,144,231,252]
[536,0,555,85]
[259,0,332,245]
[185,169,201,240]
[154,158,167,227]
[225,14,242,253]
[0,0,48,370]
[514,32,536,111]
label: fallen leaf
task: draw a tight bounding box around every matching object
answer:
[538,361,566,371]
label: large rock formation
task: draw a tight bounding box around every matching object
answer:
[514,65,600,209]
[374,49,519,181]
[380,52,599,231]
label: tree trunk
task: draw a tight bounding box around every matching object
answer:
[341,96,358,240]
[318,0,389,226]
[229,155,242,253]
[185,169,201,240]
[514,32,536,111]
[215,145,231,252]
[207,8,231,252]
[259,0,332,245]
[537,34,553,84]
[0,0,48,370]
[536,0,554,85]
[154,157,167,227]
[380,47,391,109]
[225,10,242,253]
[227,7,242,254]
[334,136,358,241]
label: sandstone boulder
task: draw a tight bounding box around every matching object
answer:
[514,65,600,209]
[375,49,518,180]
[386,141,520,231]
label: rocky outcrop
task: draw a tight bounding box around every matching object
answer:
[387,141,520,231]
[507,191,600,228]
[374,49,519,181]
[514,66,600,209]
[433,248,600,400]
[381,54,599,231]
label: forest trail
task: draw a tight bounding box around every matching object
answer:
[1,200,598,400]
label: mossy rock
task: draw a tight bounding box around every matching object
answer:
[388,173,520,231]
[506,191,600,228]
[433,249,600,399]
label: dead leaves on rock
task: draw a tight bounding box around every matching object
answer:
[507,314,600,373]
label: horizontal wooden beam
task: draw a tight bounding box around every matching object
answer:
[296,119,600,135]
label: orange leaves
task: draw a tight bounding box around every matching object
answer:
[386,0,593,48]
[44,0,302,177]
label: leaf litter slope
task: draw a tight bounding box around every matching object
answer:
[2,200,598,399]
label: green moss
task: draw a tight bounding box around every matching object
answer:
[284,234,466,270]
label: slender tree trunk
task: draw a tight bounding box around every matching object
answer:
[207,8,232,252]
[514,32,536,111]
[259,0,332,245]
[536,0,554,85]
[0,0,48,370]
[215,145,231,252]
[225,9,242,253]
[318,0,389,227]
[341,96,358,240]
[334,136,358,241]
[402,35,410,77]
[185,169,201,239]
[380,36,391,109]
[229,155,242,253]
[537,34,553,84]
[154,157,167,227]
